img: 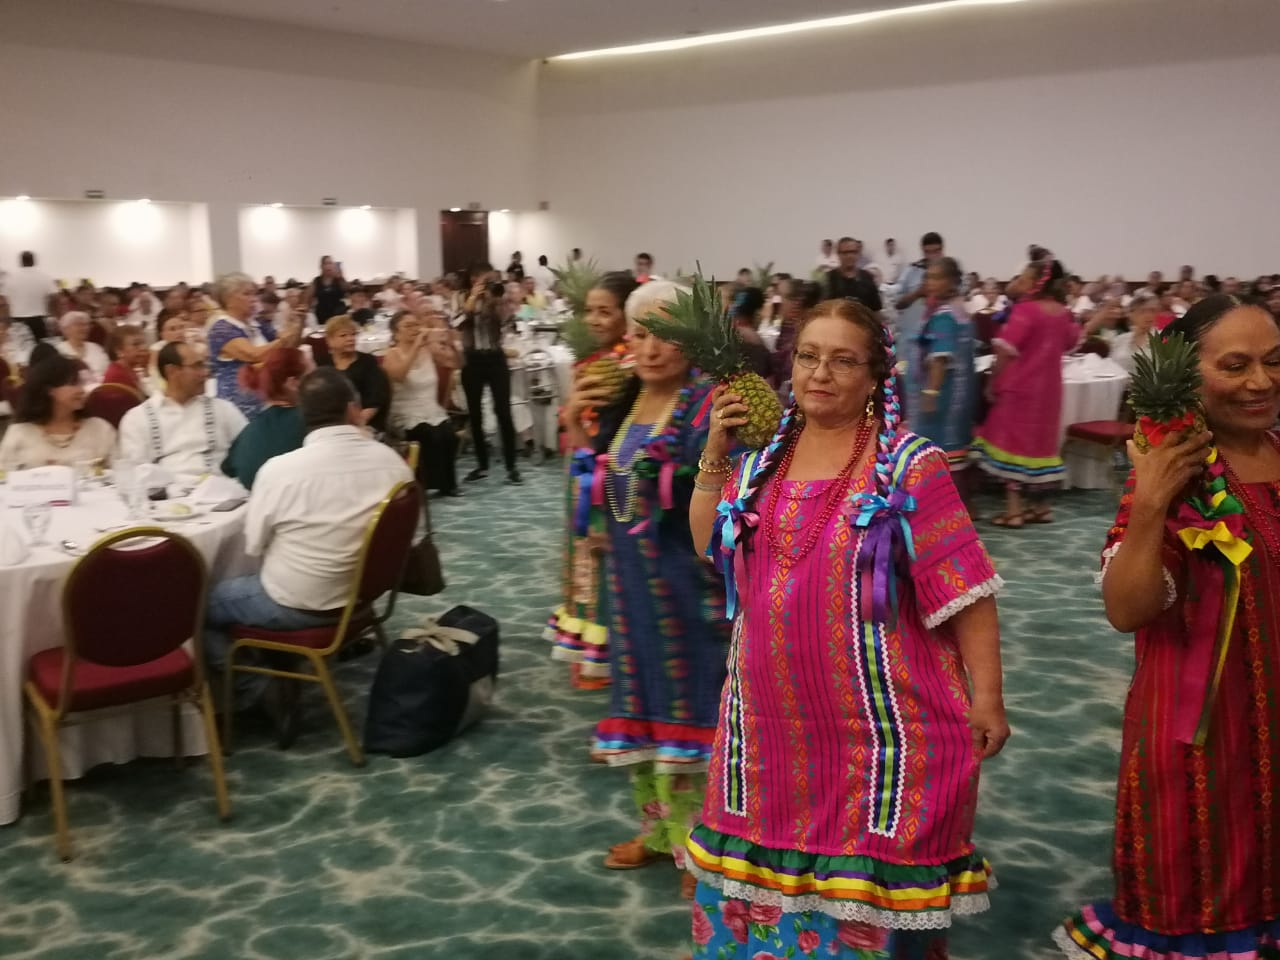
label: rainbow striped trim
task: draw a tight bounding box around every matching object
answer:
[687,827,993,916]
[972,437,1064,483]
[1056,900,1280,960]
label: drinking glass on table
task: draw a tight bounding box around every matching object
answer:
[22,501,52,546]
[112,458,145,521]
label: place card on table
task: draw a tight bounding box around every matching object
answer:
[5,466,76,507]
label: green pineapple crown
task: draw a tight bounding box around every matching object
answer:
[552,258,604,361]
[1128,330,1202,422]
[753,261,775,291]
[637,264,747,380]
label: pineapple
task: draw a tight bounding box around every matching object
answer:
[553,258,631,416]
[638,267,783,449]
[1128,330,1205,452]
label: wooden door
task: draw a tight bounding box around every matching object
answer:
[440,211,489,276]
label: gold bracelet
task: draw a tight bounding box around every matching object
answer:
[697,453,733,475]
[693,479,723,493]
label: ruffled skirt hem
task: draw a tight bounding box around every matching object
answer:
[687,826,994,931]
[1056,902,1280,960]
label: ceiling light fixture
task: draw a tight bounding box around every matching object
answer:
[360,204,372,210]
[270,202,283,208]
[137,198,152,204]
[549,0,1032,60]
[497,208,511,213]
[15,195,31,201]
[448,207,462,212]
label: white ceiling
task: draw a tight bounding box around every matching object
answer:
[127,0,932,59]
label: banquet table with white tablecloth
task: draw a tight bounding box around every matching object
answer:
[0,484,253,826]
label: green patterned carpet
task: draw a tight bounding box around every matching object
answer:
[0,456,1129,960]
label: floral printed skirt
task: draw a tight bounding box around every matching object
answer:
[693,883,949,960]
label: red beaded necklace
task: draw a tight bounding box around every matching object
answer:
[764,418,875,567]
[1222,434,1280,561]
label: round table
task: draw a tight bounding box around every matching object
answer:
[0,484,252,826]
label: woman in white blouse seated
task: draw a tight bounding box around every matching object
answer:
[0,353,115,470]
[55,311,110,385]
[1109,292,1161,375]
[966,279,1009,314]
[382,309,462,497]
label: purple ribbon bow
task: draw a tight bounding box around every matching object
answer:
[852,489,917,624]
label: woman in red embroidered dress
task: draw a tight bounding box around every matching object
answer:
[1057,295,1280,959]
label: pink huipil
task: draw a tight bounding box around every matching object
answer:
[689,440,1004,929]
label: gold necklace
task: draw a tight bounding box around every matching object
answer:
[605,388,680,523]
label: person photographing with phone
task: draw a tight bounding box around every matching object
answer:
[456,269,521,485]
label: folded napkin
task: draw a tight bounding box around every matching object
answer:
[189,475,248,505]
[0,515,30,566]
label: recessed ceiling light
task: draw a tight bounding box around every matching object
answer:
[137,198,152,204]
[359,204,372,210]
[497,208,511,213]
[549,0,1032,60]
[449,207,462,212]
[15,195,30,201]
[270,202,283,208]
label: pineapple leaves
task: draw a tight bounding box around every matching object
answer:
[636,263,747,378]
[1127,331,1203,421]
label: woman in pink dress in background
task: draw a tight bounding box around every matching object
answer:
[973,257,1082,527]
[687,299,1010,959]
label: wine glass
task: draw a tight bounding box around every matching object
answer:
[112,459,144,521]
[22,501,52,547]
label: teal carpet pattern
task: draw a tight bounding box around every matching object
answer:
[0,455,1131,960]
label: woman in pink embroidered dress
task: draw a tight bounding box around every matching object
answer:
[687,299,1011,959]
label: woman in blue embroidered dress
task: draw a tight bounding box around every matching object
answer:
[562,280,730,900]
[206,272,301,419]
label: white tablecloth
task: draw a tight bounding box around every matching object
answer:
[1060,355,1130,489]
[0,485,252,825]
[492,341,574,451]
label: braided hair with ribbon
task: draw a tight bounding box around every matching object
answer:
[710,299,905,620]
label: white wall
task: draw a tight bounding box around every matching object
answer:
[0,0,537,278]
[238,206,416,283]
[529,0,1280,280]
[0,199,211,287]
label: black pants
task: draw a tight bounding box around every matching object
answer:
[461,349,517,473]
[405,420,460,495]
[14,316,47,342]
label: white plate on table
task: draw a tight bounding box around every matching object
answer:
[149,501,205,522]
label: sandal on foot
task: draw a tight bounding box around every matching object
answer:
[603,838,668,870]
[990,514,1025,529]
[1023,507,1054,524]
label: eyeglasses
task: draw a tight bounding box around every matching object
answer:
[794,350,869,377]
[180,361,209,370]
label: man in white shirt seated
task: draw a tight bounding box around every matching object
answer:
[117,342,247,476]
[203,367,413,726]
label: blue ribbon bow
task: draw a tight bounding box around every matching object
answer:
[569,449,598,537]
[711,498,756,620]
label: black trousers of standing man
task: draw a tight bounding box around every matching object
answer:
[460,348,517,475]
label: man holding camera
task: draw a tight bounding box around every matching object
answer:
[456,264,521,485]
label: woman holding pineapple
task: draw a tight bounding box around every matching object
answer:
[1057,295,1280,960]
[547,268,638,688]
[564,280,730,898]
[686,298,1009,959]
[972,257,1082,526]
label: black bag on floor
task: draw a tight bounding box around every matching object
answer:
[363,605,500,758]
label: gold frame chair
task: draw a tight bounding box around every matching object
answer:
[222,480,420,766]
[24,527,230,861]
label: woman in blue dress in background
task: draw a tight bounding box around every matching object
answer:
[914,256,979,507]
[561,280,730,901]
[206,272,300,419]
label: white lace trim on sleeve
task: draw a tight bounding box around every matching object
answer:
[921,575,1005,632]
[1098,542,1176,611]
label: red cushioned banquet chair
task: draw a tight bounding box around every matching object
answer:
[24,528,230,860]
[85,381,144,428]
[222,480,421,766]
